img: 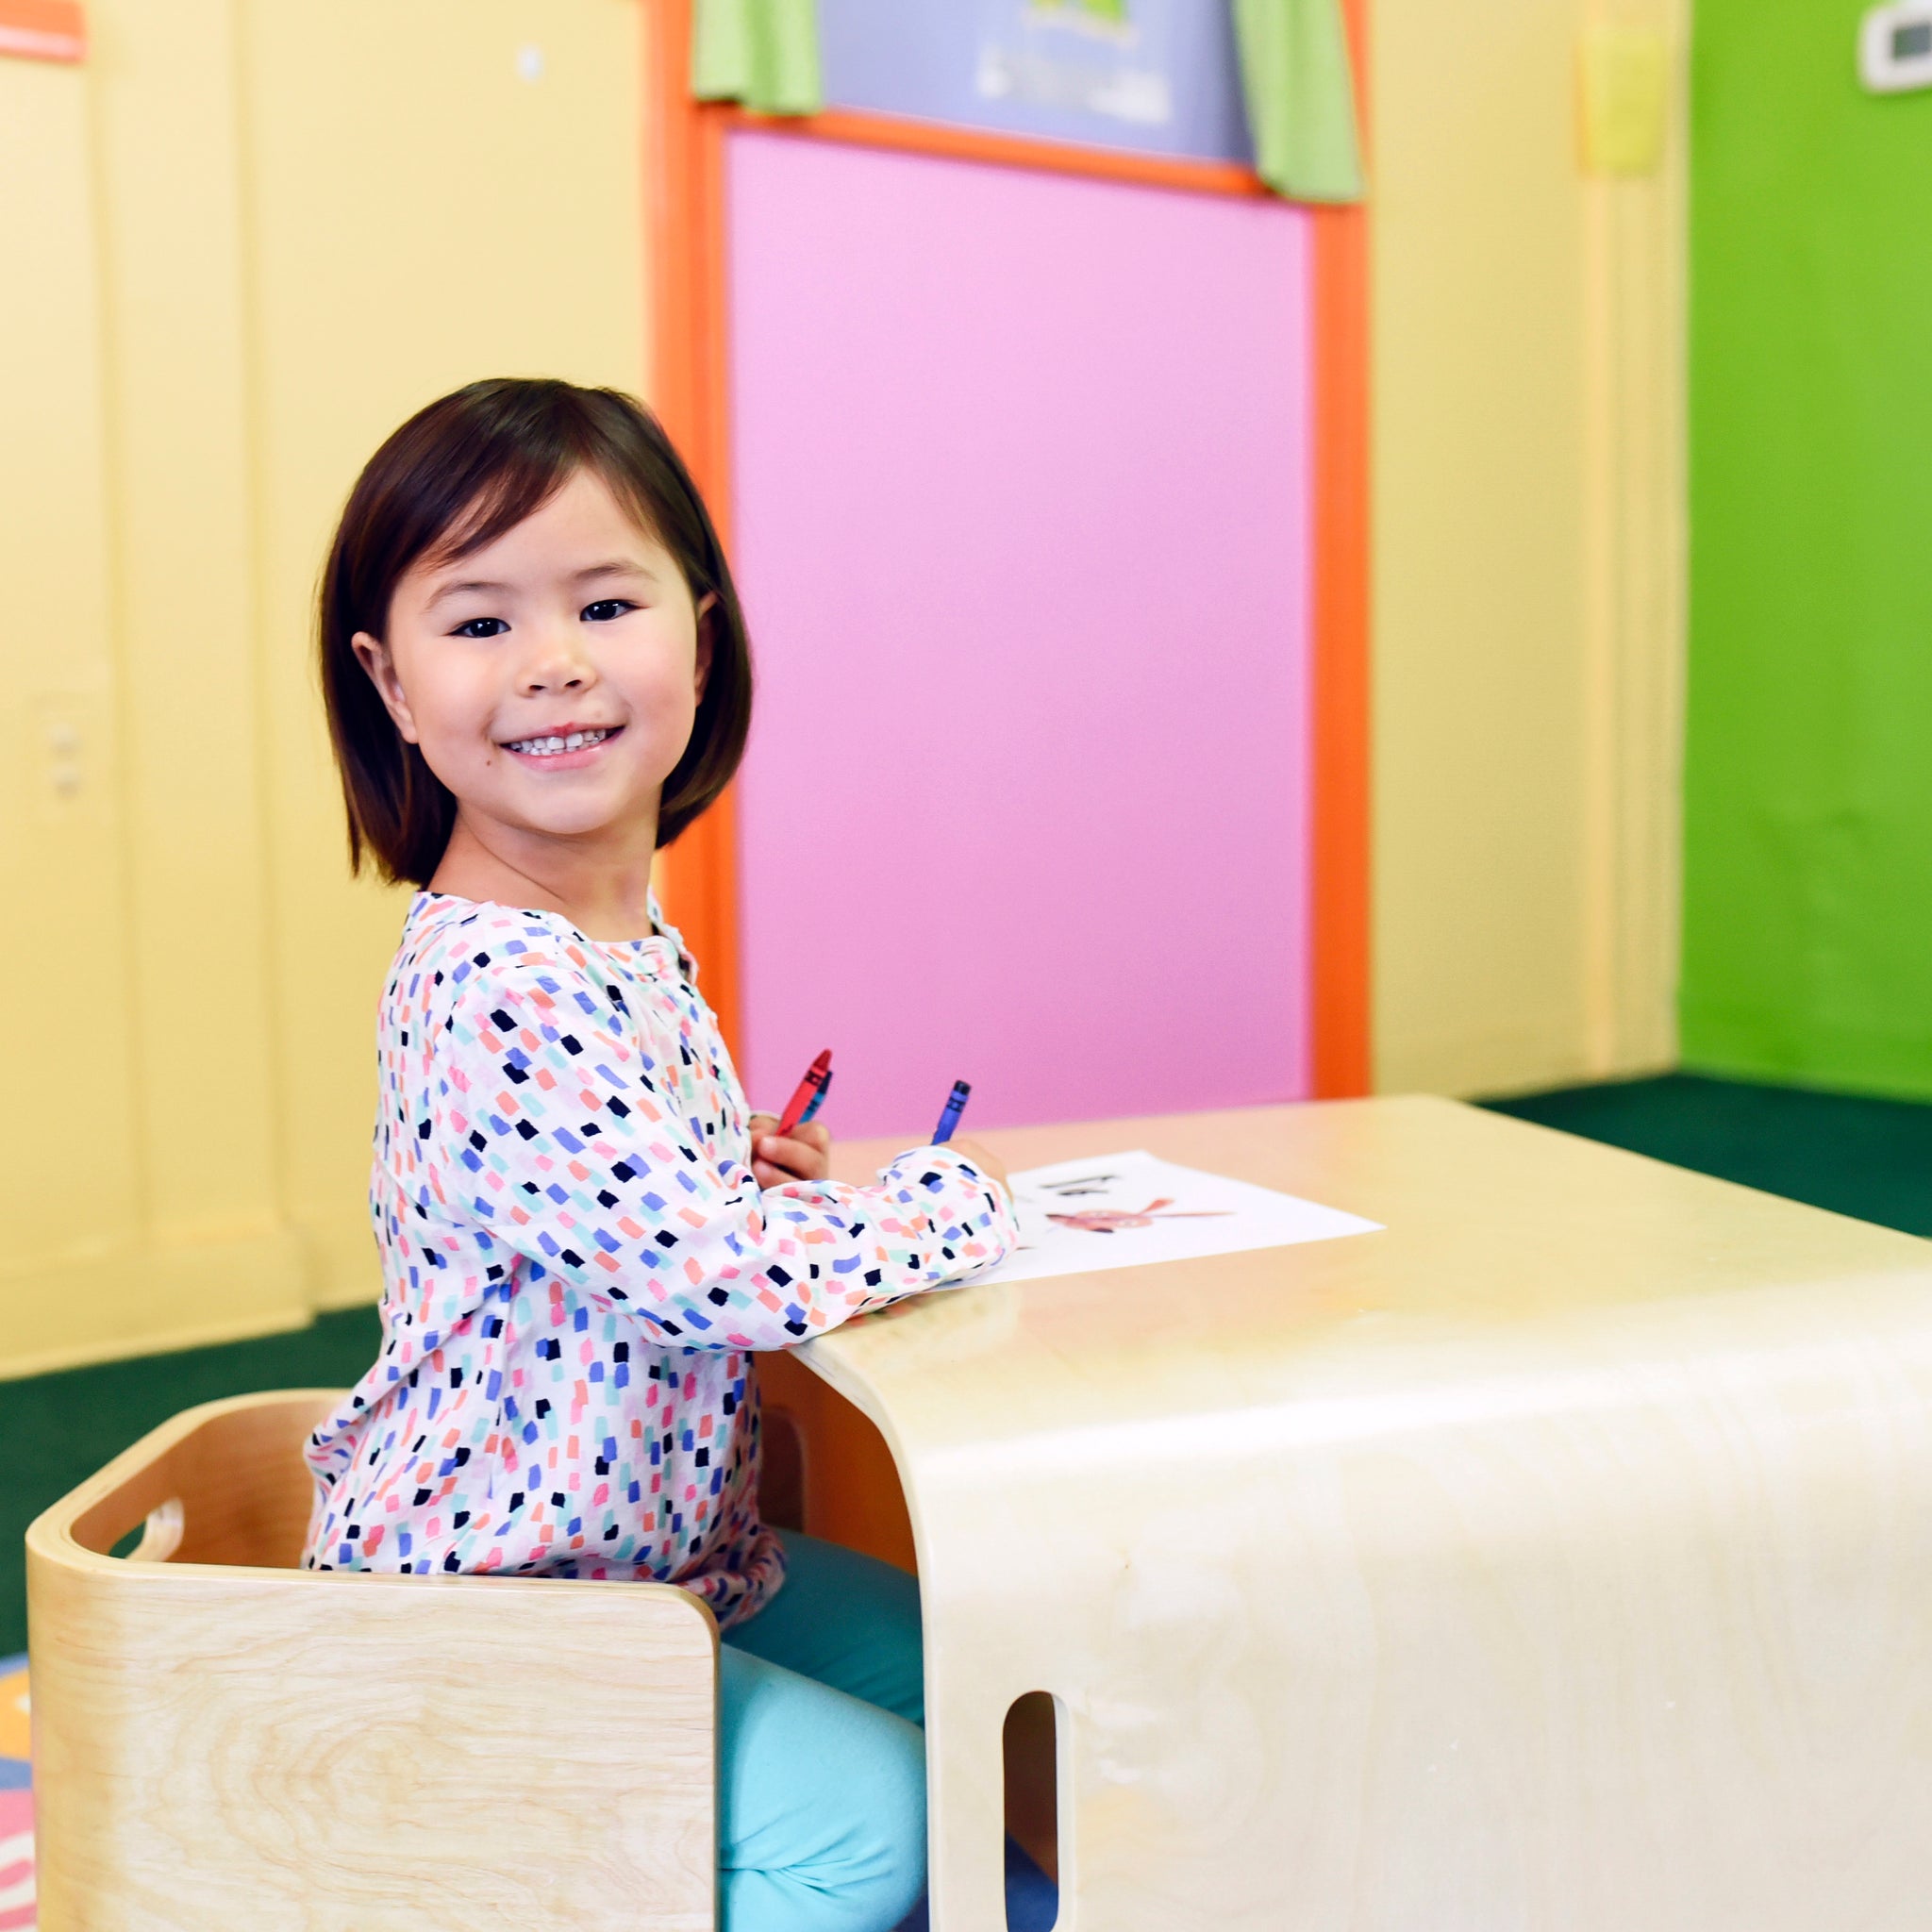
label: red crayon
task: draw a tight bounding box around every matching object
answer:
[775,1049,833,1136]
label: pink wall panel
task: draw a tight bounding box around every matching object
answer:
[726,131,1313,1141]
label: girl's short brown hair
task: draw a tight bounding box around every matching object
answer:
[319,377,753,884]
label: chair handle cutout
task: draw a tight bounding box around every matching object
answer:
[125,1497,185,1563]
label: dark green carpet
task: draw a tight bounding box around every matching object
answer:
[6,1070,1931,1657]
[1483,1071,1932,1237]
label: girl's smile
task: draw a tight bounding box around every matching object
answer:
[498,721,626,767]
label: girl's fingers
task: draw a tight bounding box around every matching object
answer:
[754,1132,829,1181]
[943,1135,1008,1191]
[747,1117,829,1191]
[752,1160,821,1189]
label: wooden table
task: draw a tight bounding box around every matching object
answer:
[762,1097,1932,1931]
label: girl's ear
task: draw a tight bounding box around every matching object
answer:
[692,592,717,705]
[352,631,422,743]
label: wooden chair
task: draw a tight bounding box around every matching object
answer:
[25,1390,717,1931]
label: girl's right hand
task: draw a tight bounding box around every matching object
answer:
[944,1135,1009,1197]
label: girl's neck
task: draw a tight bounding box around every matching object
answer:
[428,809,661,941]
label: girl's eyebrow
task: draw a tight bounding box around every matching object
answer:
[575,558,657,583]
[426,576,512,608]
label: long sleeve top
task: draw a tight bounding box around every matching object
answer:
[302,891,1015,1625]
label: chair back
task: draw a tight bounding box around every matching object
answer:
[27,1390,719,1932]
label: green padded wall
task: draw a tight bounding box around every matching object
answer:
[1685,0,1932,1096]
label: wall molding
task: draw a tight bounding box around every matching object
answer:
[1578,0,1689,1079]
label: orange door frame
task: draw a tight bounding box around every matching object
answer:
[645,0,1371,1096]
[0,0,87,60]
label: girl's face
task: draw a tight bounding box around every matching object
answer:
[354,467,710,857]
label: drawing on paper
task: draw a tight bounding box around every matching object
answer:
[1044,1196,1230,1234]
[975,1149,1382,1287]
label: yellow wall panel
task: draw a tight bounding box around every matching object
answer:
[1371,0,1685,1096]
[0,0,646,1373]
[88,0,291,1257]
[0,59,143,1304]
[240,0,648,1308]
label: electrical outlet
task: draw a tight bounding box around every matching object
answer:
[29,692,108,827]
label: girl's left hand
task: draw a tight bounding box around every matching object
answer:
[747,1114,833,1190]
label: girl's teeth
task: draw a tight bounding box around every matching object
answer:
[511,728,610,755]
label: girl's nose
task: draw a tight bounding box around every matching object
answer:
[517,629,597,694]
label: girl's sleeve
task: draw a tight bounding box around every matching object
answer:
[424,958,1015,1351]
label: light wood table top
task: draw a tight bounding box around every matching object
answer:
[809,1097,1932,1931]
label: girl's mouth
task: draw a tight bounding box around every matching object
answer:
[502,724,623,766]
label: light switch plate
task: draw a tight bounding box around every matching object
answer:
[1861,0,1932,92]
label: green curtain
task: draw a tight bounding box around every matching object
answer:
[1231,0,1365,203]
[691,0,824,116]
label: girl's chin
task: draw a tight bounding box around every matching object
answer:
[491,787,665,842]
[518,809,656,841]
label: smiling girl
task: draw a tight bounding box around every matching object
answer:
[304,379,1015,1931]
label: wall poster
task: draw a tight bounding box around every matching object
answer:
[817,0,1254,162]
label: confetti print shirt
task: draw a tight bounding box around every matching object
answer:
[303,891,1015,1625]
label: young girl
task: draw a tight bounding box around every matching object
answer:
[304,377,1016,1932]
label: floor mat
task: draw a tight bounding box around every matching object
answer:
[0,1655,30,1930]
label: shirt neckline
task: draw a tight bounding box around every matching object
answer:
[410,889,695,981]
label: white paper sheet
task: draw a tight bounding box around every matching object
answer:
[974,1148,1382,1287]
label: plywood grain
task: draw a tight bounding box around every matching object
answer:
[28,1391,717,1931]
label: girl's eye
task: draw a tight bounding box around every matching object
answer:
[581,599,636,624]
[452,617,509,639]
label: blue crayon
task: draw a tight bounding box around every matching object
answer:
[933,1079,971,1145]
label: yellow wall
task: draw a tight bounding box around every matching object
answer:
[5,0,1690,1373]
[1370,0,1687,1096]
[0,0,645,1377]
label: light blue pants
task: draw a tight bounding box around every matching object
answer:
[718,1531,927,1932]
